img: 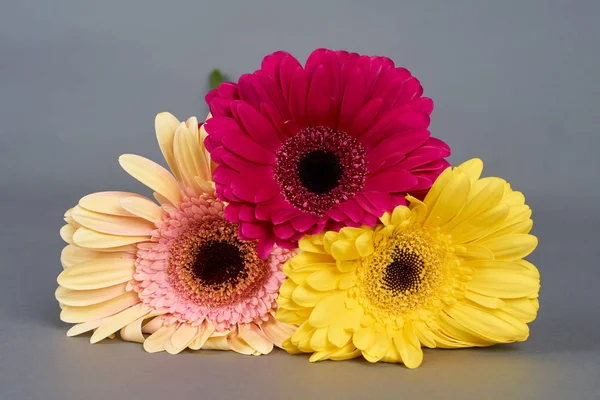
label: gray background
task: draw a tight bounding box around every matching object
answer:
[1,0,599,399]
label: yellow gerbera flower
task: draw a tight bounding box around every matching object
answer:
[276,159,540,368]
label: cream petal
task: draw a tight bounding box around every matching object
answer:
[66,317,110,337]
[202,336,231,351]
[188,320,216,350]
[55,283,128,306]
[155,112,183,181]
[120,196,163,223]
[60,292,140,323]
[60,245,135,269]
[142,316,164,334]
[57,258,135,290]
[174,121,211,184]
[90,304,150,344]
[121,315,153,343]
[79,191,142,217]
[260,317,295,348]
[60,224,77,245]
[119,154,181,206]
[143,325,177,353]
[73,227,148,249]
[71,206,155,236]
[227,335,255,355]
[239,324,274,354]
[167,324,199,354]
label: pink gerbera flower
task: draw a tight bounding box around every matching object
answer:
[204,48,451,258]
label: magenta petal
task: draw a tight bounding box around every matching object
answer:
[396,147,443,170]
[353,194,382,216]
[290,214,319,232]
[256,234,277,259]
[412,159,450,172]
[425,137,451,157]
[231,175,280,203]
[224,204,241,223]
[412,97,434,115]
[325,208,347,222]
[348,98,382,137]
[272,208,301,224]
[411,176,434,191]
[238,204,256,221]
[240,222,269,240]
[232,101,281,152]
[339,68,367,130]
[307,64,332,126]
[305,220,327,235]
[273,223,297,239]
[221,134,275,165]
[365,169,418,192]
[337,200,365,223]
[364,191,393,211]
[366,129,430,166]
[288,67,309,128]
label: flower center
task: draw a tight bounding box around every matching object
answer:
[274,126,367,215]
[354,227,454,322]
[167,217,269,308]
[297,150,343,194]
[192,240,246,287]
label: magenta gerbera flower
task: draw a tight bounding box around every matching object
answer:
[204,48,451,258]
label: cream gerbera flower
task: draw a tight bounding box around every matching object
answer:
[276,159,540,368]
[56,113,295,355]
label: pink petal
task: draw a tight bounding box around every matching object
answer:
[348,98,383,137]
[425,137,451,157]
[272,208,302,224]
[224,204,241,223]
[366,129,430,166]
[412,97,434,115]
[256,235,277,259]
[396,147,444,170]
[364,191,393,211]
[273,223,297,239]
[339,68,367,131]
[231,174,280,203]
[288,67,309,129]
[337,200,365,223]
[365,169,418,193]
[240,222,269,239]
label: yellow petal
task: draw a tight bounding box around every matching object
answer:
[308,291,345,328]
[90,304,150,344]
[71,206,155,236]
[60,291,140,323]
[309,327,329,351]
[425,170,470,227]
[414,322,437,348]
[456,158,483,184]
[391,206,412,226]
[57,258,135,290]
[478,234,538,261]
[239,324,274,354]
[72,227,148,249]
[465,291,505,308]
[394,322,423,368]
[79,191,141,217]
[353,326,375,350]
[155,112,183,181]
[422,167,453,209]
[444,301,529,343]
[292,283,328,307]
[55,283,128,306]
[468,264,539,298]
[119,154,181,206]
[502,297,539,323]
[120,196,163,223]
[330,239,360,261]
[454,244,494,260]
[362,331,389,363]
[438,311,493,346]
[327,324,352,347]
[355,231,375,257]
[305,269,339,291]
[448,203,510,244]
[298,237,327,253]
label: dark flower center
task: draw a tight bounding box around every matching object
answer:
[192,240,247,287]
[274,126,367,215]
[382,248,424,294]
[297,150,343,194]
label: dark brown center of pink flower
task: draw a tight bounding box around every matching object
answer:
[275,127,367,215]
[167,218,269,307]
[192,240,247,287]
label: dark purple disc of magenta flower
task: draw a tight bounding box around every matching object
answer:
[204,48,451,258]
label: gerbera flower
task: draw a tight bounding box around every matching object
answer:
[276,159,539,368]
[56,112,295,355]
[204,48,451,258]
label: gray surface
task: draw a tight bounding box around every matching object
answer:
[1,0,599,399]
